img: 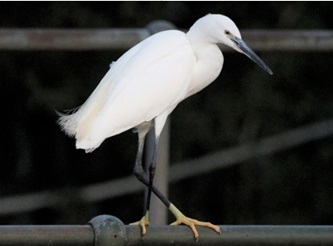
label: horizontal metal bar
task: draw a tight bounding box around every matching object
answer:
[0,28,333,51]
[0,28,150,50]
[242,30,333,52]
[126,225,333,246]
[0,215,332,246]
[0,225,93,246]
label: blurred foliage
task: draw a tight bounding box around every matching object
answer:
[0,2,332,227]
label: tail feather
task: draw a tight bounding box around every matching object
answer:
[56,109,81,138]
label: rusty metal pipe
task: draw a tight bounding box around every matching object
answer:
[1,215,332,246]
[0,225,93,246]
[0,28,333,51]
[0,28,150,50]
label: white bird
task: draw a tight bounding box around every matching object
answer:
[58,13,272,240]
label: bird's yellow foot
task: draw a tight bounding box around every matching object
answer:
[169,203,221,240]
[129,211,150,237]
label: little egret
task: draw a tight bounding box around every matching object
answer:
[58,13,273,240]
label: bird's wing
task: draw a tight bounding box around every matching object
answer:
[75,30,196,149]
[57,38,146,138]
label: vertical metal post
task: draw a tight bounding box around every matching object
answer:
[143,20,176,225]
[149,119,170,225]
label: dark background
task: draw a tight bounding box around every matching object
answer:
[0,2,332,226]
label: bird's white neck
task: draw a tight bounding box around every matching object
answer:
[185,41,224,98]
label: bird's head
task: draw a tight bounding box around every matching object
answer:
[189,14,273,75]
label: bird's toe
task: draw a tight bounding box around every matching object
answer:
[170,215,220,240]
[129,211,150,236]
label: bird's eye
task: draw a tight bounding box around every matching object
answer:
[224,30,231,35]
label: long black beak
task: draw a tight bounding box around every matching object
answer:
[231,37,273,75]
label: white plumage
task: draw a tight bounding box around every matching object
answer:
[59,14,266,152]
[58,14,272,239]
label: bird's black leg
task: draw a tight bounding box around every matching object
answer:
[131,126,220,240]
[145,136,159,213]
[133,125,171,206]
[131,126,171,235]
[133,128,171,207]
[132,128,148,191]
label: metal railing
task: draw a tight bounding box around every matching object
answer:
[1,20,333,244]
[1,27,333,51]
[0,215,332,246]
